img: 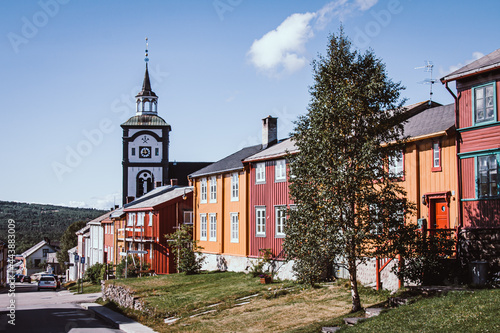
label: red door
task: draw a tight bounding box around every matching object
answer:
[432,200,448,229]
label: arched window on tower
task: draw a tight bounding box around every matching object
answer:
[153,101,157,112]
[136,100,140,113]
[136,170,154,198]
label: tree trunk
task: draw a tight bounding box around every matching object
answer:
[348,255,362,312]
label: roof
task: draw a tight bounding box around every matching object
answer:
[244,138,298,162]
[168,161,213,185]
[87,210,115,226]
[110,207,125,219]
[124,186,192,211]
[121,114,170,127]
[404,103,455,139]
[135,63,157,97]
[189,144,263,178]
[76,224,90,235]
[441,49,500,83]
[21,240,56,258]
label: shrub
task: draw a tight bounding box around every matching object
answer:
[85,263,104,284]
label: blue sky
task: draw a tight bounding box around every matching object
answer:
[1,0,499,209]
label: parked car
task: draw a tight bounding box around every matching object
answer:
[14,274,24,282]
[21,275,31,283]
[37,276,57,291]
[41,274,61,288]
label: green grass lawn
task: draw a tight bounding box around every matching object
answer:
[100,272,388,332]
[65,280,102,294]
[342,289,500,333]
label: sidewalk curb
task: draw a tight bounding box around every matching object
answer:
[80,302,157,333]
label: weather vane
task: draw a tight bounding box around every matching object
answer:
[145,37,149,64]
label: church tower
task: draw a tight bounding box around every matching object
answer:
[121,39,171,205]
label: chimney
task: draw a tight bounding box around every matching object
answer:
[155,181,162,188]
[170,179,178,186]
[126,196,135,204]
[114,205,119,209]
[262,115,278,149]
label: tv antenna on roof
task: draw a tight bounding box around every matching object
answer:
[415,61,437,105]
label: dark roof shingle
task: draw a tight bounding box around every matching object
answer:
[189,145,263,178]
[404,103,455,138]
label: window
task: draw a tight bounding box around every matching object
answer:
[155,148,159,156]
[137,212,145,226]
[200,214,207,241]
[477,154,499,198]
[127,213,136,226]
[209,176,217,203]
[150,243,153,259]
[256,162,266,183]
[275,206,286,238]
[255,207,266,237]
[148,212,153,226]
[43,249,49,258]
[230,213,239,243]
[432,141,442,172]
[231,172,239,201]
[200,178,207,203]
[275,159,286,182]
[369,204,382,235]
[209,213,217,241]
[474,83,496,124]
[389,150,404,178]
[184,210,193,224]
[131,147,136,156]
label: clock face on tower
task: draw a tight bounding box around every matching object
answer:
[139,146,151,158]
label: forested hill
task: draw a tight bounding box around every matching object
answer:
[0,201,106,254]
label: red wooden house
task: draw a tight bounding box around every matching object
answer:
[441,48,500,268]
[122,185,193,274]
[243,138,298,279]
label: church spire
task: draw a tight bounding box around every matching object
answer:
[135,37,158,115]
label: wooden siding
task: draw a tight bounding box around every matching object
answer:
[193,171,249,257]
[460,157,476,199]
[463,199,500,228]
[222,171,249,256]
[458,89,472,128]
[460,125,500,153]
[401,135,458,228]
[248,160,293,258]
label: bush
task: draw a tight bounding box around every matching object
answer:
[165,224,205,275]
[85,263,105,284]
[115,255,150,278]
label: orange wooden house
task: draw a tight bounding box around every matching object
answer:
[189,117,279,272]
[354,101,460,290]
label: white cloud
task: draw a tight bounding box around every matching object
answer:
[441,51,485,76]
[247,0,379,76]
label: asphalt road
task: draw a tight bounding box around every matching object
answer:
[0,282,124,333]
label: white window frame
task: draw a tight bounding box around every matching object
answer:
[209,213,217,241]
[255,206,266,237]
[149,243,153,259]
[148,212,153,226]
[200,214,207,241]
[389,150,404,178]
[200,178,207,204]
[230,212,239,243]
[231,172,239,201]
[275,159,286,182]
[433,142,440,168]
[275,206,286,238]
[137,212,145,227]
[127,213,136,226]
[256,162,266,184]
[209,176,217,203]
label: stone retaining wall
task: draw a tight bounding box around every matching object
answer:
[101,280,145,312]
